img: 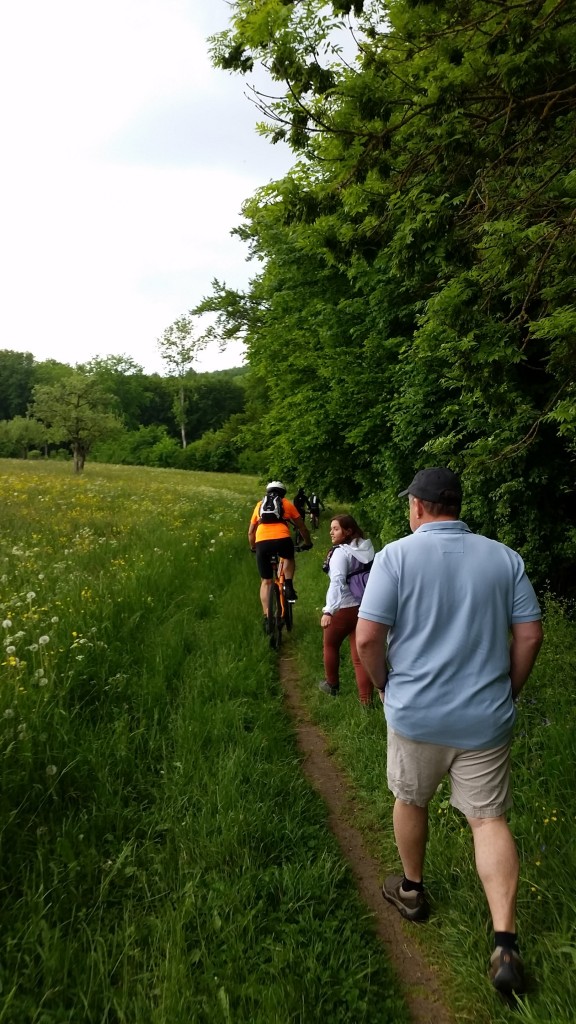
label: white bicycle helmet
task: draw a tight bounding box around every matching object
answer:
[266,480,286,495]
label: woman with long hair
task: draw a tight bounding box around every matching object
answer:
[319,514,375,706]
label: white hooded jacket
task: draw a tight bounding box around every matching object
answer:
[323,537,375,614]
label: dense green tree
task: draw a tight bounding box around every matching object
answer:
[185,374,245,442]
[33,358,75,388]
[135,374,175,432]
[0,350,36,420]
[78,354,153,431]
[0,416,47,459]
[208,0,576,588]
[32,373,123,473]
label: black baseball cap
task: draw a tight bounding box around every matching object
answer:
[398,467,462,502]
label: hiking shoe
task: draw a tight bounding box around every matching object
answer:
[283,581,297,603]
[489,946,526,997]
[382,875,430,922]
[318,680,339,696]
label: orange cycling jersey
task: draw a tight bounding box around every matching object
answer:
[251,497,300,542]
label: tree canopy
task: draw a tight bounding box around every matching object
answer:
[206,0,576,589]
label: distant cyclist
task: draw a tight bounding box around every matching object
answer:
[308,491,324,528]
[293,487,308,519]
[249,481,312,627]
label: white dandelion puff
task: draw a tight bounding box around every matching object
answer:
[38,636,50,646]
[2,619,12,629]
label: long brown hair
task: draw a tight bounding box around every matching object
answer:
[331,514,365,541]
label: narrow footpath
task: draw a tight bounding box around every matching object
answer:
[279,654,455,1024]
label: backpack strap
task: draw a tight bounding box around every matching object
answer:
[322,546,336,574]
[346,557,373,582]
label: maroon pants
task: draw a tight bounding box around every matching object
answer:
[323,605,374,705]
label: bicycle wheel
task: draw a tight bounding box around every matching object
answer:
[283,590,293,632]
[267,582,282,649]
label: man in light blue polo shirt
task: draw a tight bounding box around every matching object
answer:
[356,467,542,999]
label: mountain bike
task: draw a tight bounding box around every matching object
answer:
[266,542,312,649]
[266,553,293,649]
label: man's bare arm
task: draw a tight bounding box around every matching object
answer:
[248,523,257,549]
[510,620,543,699]
[356,618,390,693]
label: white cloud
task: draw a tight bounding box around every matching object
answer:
[0,0,293,374]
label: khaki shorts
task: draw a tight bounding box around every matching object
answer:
[386,727,512,819]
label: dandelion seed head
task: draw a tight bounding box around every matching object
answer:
[2,619,12,629]
[3,708,15,718]
[38,636,50,646]
[45,765,57,777]
[26,592,36,601]
[6,646,16,655]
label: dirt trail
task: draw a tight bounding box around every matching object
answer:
[279,655,455,1024]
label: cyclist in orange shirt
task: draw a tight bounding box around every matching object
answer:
[248,481,312,622]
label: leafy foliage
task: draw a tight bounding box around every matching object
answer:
[208,0,576,591]
[32,373,123,473]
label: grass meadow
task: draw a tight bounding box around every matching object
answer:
[0,461,409,1024]
[293,508,576,1024]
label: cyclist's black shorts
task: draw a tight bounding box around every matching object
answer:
[255,536,295,579]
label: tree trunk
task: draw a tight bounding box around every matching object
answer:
[179,384,187,448]
[73,443,85,473]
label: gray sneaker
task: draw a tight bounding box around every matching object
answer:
[318,680,339,696]
[489,946,526,997]
[382,874,430,922]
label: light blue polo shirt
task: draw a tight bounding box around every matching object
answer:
[359,521,541,749]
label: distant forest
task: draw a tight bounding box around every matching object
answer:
[0,349,258,475]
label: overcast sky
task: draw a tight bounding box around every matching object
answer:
[0,0,294,375]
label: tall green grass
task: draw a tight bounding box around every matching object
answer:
[293,509,576,1023]
[0,462,408,1023]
